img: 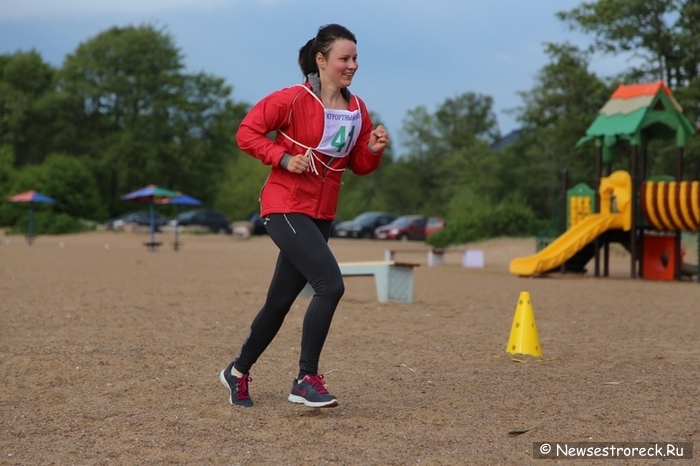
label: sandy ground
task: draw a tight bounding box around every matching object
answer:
[1,230,698,465]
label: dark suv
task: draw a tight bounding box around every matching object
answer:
[176,209,232,234]
[333,212,397,239]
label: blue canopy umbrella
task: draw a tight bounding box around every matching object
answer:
[157,193,202,251]
[167,194,202,206]
[120,185,178,250]
[7,190,57,245]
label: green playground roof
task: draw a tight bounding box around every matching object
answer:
[577,81,696,151]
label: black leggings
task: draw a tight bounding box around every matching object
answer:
[233,213,344,377]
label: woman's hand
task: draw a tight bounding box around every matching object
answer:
[368,125,390,153]
[286,153,311,174]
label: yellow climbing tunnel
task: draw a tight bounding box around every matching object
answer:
[641,180,700,232]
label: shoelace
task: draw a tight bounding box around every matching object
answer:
[306,374,329,394]
[236,375,252,400]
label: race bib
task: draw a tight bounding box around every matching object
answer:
[315,108,362,158]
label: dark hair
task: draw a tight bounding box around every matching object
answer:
[298,24,357,78]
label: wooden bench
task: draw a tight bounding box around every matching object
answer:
[299,261,419,303]
[385,248,484,267]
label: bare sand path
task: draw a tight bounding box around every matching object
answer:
[1,231,698,464]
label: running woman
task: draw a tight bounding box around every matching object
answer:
[220,24,389,408]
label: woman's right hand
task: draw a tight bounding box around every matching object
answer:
[286,153,311,174]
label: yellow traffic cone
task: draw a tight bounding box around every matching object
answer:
[506,291,542,357]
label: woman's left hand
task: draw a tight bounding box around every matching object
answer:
[368,125,390,153]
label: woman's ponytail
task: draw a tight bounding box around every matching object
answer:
[298,38,318,79]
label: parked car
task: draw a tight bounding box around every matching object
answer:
[105,211,169,231]
[426,216,446,236]
[374,215,445,241]
[329,217,342,237]
[334,212,397,239]
[175,209,232,234]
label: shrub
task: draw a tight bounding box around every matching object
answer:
[7,211,93,236]
[427,200,544,248]
[40,154,106,220]
[1,152,105,231]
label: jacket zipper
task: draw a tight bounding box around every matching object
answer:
[316,166,328,218]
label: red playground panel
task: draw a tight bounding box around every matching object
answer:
[642,233,681,281]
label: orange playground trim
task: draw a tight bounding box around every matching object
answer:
[610,80,672,99]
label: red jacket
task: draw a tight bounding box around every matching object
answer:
[236,82,383,220]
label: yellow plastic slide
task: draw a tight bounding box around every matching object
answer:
[509,170,633,277]
[509,213,623,276]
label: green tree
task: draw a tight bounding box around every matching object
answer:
[52,24,247,215]
[0,144,14,193]
[435,92,500,148]
[557,0,700,180]
[557,0,690,86]
[507,43,612,218]
[557,0,700,122]
[395,93,500,217]
[0,51,55,166]
[0,145,17,225]
[215,148,269,221]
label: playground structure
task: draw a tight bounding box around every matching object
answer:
[509,170,632,276]
[510,81,698,281]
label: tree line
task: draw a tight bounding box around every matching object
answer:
[1,0,698,247]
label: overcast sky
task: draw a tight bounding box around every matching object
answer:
[0,0,632,154]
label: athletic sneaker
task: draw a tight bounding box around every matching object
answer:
[288,374,339,408]
[219,362,253,407]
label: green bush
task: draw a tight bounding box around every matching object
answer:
[0,164,44,227]
[427,200,545,248]
[215,152,269,220]
[7,210,94,236]
[41,154,106,220]
[0,145,15,198]
[1,152,105,231]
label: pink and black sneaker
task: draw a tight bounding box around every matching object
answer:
[288,374,339,408]
[219,362,253,407]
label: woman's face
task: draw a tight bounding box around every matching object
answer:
[318,39,358,88]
